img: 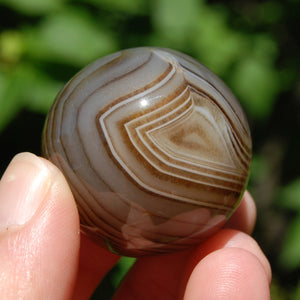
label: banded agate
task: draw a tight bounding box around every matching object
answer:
[42,47,252,256]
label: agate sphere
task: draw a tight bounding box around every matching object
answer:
[42,47,252,256]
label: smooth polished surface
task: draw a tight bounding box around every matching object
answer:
[42,47,252,256]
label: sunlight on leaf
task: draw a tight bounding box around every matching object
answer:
[18,65,63,113]
[192,5,247,75]
[0,31,23,64]
[151,0,199,47]
[24,10,117,66]
[229,34,280,119]
[111,256,136,288]
[230,57,280,119]
[0,64,62,133]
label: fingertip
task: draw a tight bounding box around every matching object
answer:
[0,152,80,299]
[0,152,56,229]
[185,230,272,285]
[225,190,257,234]
[184,248,270,300]
[222,231,272,283]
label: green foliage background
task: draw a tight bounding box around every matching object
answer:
[0,0,299,298]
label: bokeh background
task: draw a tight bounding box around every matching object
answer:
[0,0,299,298]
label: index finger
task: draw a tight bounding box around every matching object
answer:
[225,190,257,234]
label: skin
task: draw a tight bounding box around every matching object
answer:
[0,153,271,299]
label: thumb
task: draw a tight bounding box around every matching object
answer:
[0,152,80,299]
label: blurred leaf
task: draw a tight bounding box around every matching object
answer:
[270,279,290,300]
[19,65,63,113]
[24,9,117,67]
[0,63,62,133]
[251,34,279,64]
[192,5,247,75]
[151,0,199,47]
[111,256,135,288]
[228,34,280,119]
[279,214,300,270]
[0,0,66,15]
[249,154,270,184]
[0,71,21,132]
[82,0,146,14]
[0,30,24,64]
[230,56,280,119]
[277,178,300,211]
[292,280,300,300]
[257,1,284,24]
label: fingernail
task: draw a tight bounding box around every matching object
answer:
[0,153,51,229]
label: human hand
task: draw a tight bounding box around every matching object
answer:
[0,153,271,299]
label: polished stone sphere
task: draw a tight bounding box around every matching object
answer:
[42,47,252,256]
